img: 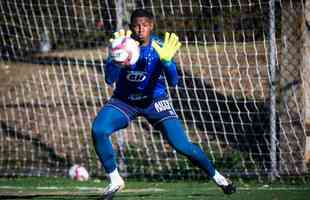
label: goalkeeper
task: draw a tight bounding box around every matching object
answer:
[92,8,236,199]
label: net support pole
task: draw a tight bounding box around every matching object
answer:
[115,0,125,30]
[115,0,128,174]
[268,0,278,182]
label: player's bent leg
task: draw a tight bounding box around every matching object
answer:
[92,105,129,199]
[92,105,129,173]
[158,118,236,194]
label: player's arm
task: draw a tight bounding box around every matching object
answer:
[104,57,121,85]
[160,60,178,86]
[152,32,181,87]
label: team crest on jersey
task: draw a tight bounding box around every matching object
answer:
[155,100,173,112]
[126,71,147,82]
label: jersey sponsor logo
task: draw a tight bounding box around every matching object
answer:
[154,100,173,112]
[126,71,147,82]
[128,94,147,100]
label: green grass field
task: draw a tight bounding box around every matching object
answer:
[0,177,309,200]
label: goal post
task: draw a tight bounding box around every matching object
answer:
[0,0,309,181]
[268,0,277,181]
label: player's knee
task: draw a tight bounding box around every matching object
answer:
[91,123,113,140]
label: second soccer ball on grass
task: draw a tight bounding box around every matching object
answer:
[68,164,90,181]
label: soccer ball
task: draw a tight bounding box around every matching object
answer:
[68,164,89,181]
[109,36,140,66]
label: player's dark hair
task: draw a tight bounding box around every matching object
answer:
[130,9,154,23]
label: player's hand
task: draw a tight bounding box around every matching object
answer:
[109,29,139,48]
[109,29,131,43]
[152,32,182,62]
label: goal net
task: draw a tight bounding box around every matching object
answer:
[0,0,309,181]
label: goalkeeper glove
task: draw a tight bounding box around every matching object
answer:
[109,29,139,48]
[109,29,132,43]
[151,32,182,62]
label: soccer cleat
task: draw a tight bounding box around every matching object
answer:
[219,179,236,195]
[100,181,125,200]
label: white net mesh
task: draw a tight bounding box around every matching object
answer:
[0,0,309,181]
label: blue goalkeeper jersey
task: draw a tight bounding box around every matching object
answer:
[104,34,179,103]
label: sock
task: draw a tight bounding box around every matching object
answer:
[212,170,229,186]
[108,168,123,185]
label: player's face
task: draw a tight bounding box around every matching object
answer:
[130,17,153,46]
